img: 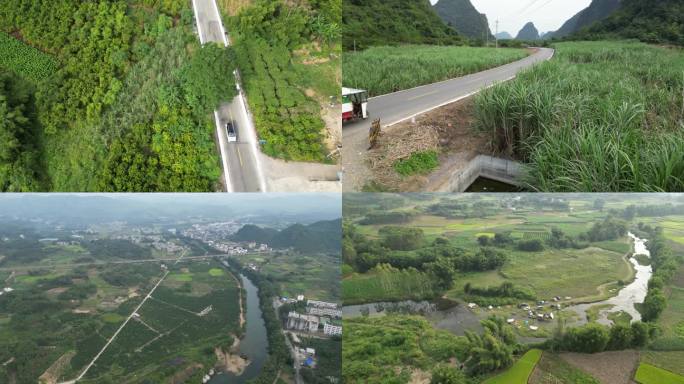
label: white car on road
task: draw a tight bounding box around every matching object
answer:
[226,121,237,143]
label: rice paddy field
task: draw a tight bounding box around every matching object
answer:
[634,363,684,384]
[474,41,684,192]
[343,45,528,96]
[484,349,542,384]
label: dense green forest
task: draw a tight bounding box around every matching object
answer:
[0,0,236,191]
[432,0,493,41]
[342,0,463,50]
[549,0,620,39]
[573,0,684,45]
[228,0,339,162]
[0,70,47,191]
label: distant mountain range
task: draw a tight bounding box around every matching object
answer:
[342,0,462,50]
[231,218,342,253]
[516,22,540,40]
[433,0,493,40]
[495,32,512,40]
[548,0,621,39]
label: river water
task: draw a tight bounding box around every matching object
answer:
[209,271,268,384]
[566,232,652,325]
[343,299,482,336]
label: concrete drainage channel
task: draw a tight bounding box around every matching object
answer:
[437,155,524,192]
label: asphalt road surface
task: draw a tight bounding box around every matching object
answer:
[193,0,264,192]
[342,47,555,191]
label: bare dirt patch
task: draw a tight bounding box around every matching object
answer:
[409,368,431,384]
[38,351,75,384]
[218,0,251,16]
[367,98,492,191]
[560,350,639,384]
[215,336,250,375]
[169,363,203,384]
[46,287,68,295]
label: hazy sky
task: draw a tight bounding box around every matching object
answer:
[432,0,592,35]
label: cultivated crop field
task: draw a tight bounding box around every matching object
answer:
[234,251,340,301]
[343,45,528,96]
[484,349,542,384]
[635,363,684,384]
[83,261,241,382]
[0,32,58,82]
[474,41,684,192]
[448,246,631,301]
[342,268,435,305]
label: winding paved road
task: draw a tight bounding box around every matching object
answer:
[342,47,555,191]
[192,0,266,192]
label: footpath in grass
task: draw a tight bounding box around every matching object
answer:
[484,349,542,384]
[635,363,684,384]
[0,32,58,82]
[343,45,528,96]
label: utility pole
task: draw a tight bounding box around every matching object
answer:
[495,20,499,49]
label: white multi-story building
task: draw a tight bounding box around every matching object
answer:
[287,312,319,333]
[323,323,342,336]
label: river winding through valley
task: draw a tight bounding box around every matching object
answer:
[566,232,652,325]
[209,270,268,384]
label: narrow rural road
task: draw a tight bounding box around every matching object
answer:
[192,0,266,192]
[342,47,555,191]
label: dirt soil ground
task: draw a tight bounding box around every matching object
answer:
[367,98,493,191]
[215,337,250,375]
[560,350,639,384]
[38,351,75,384]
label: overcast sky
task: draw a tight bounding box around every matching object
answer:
[432,0,592,35]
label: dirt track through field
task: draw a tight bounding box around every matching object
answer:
[560,350,639,384]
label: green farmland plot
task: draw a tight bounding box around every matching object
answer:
[448,246,632,302]
[83,261,241,381]
[484,349,542,384]
[635,363,684,384]
[0,32,58,82]
[343,269,436,305]
[343,45,528,96]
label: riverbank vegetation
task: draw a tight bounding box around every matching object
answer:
[0,0,237,191]
[343,45,528,96]
[343,195,637,305]
[474,41,684,192]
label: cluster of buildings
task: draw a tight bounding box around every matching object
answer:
[181,221,241,242]
[285,297,342,336]
[111,232,186,254]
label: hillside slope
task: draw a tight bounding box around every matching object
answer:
[343,0,462,50]
[550,0,621,39]
[232,219,342,253]
[576,0,684,45]
[516,22,540,40]
[433,0,493,40]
